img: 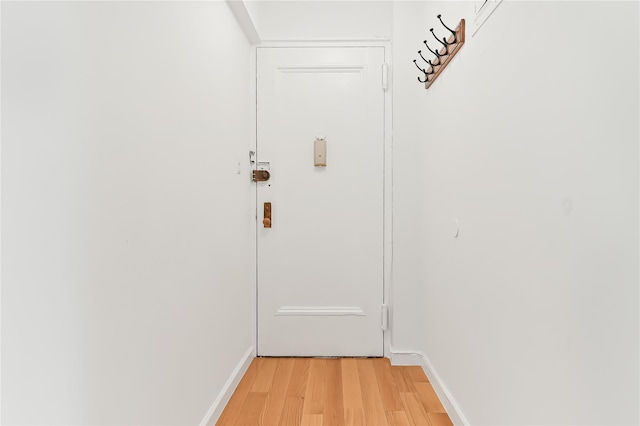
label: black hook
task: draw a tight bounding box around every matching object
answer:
[413,59,426,74]
[413,60,431,83]
[437,14,457,43]
[418,73,430,83]
[423,39,442,62]
[430,28,449,55]
[417,51,436,73]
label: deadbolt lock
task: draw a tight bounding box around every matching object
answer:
[252,169,271,182]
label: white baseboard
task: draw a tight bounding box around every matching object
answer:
[200,346,255,426]
[390,348,469,426]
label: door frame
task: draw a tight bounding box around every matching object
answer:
[249,40,393,358]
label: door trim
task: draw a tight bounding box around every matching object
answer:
[250,40,393,358]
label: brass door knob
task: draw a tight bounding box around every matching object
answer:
[263,218,271,228]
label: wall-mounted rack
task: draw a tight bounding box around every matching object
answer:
[413,15,465,90]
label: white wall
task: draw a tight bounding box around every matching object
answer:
[392,1,639,424]
[244,0,393,40]
[1,2,254,424]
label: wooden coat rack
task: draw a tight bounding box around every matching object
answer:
[413,15,465,90]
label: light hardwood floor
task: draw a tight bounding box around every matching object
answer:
[216,357,453,426]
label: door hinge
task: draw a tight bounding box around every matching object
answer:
[381,304,389,331]
[381,63,389,91]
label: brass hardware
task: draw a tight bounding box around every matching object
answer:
[263,202,272,228]
[252,169,271,182]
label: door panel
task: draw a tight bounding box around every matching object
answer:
[257,47,385,356]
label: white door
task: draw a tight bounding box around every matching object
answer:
[257,46,385,357]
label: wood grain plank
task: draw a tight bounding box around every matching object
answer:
[357,359,388,426]
[234,392,268,426]
[303,359,327,415]
[428,413,453,426]
[216,359,260,425]
[372,358,404,411]
[385,410,412,426]
[414,382,446,413]
[323,359,345,426]
[403,366,429,383]
[400,392,431,426]
[344,408,366,426]
[286,358,311,397]
[251,357,279,393]
[391,366,416,393]
[260,358,295,426]
[301,414,324,426]
[341,358,363,409]
[278,397,304,426]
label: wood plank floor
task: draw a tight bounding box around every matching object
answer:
[216,358,452,426]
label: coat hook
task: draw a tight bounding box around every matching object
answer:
[418,51,436,73]
[430,28,449,55]
[413,59,426,74]
[423,39,443,64]
[414,16,465,90]
[413,60,431,83]
[437,14,457,43]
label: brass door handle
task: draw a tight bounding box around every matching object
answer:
[263,202,272,228]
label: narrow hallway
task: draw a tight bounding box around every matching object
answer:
[2,1,638,424]
[216,358,452,426]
